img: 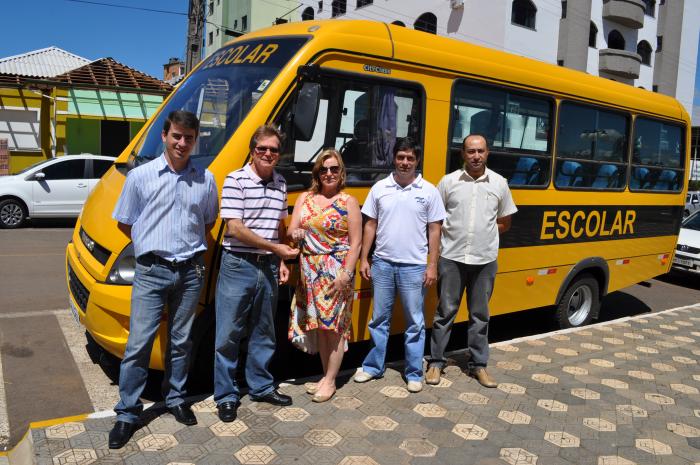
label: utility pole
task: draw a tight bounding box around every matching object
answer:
[186,0,205,74]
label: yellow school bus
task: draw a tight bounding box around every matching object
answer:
[65,20,689,371]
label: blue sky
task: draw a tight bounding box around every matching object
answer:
[0,0,188,79]
[1,0,699,119]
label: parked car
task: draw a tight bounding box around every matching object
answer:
[672,211,700,274]
[0,154,115,228]
[684,191,700,217]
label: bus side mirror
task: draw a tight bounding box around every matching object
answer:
[293,82,320,142]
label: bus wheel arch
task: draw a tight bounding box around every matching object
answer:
[554,258,608,329]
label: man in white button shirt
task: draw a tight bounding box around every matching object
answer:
[353,138,445,393]
[426,134,517,388]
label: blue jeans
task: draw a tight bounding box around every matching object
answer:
[115,257,203,424]
[214,251,279,404]
[362,257,426,382]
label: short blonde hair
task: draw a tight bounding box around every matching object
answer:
[310,149,346,194]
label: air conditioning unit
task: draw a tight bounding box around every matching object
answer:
[451,0,464,9]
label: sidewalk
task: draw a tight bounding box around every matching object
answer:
[9,304,700,465]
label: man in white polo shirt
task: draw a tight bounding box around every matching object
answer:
[353,138,445,393]
[426,134,517,388]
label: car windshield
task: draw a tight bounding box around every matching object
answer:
[128,36,308,170]
[682,212,700,231]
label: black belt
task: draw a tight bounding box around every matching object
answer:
[138,252,203,268]
[226,249,275,263]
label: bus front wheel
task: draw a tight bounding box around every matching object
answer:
[555,273,600,329]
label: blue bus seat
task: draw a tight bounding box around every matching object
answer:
[556,160,583,187]
[592,164,619,188]
[509,157,540,186]
[630,167,650,189]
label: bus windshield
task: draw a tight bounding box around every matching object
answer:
[129,36,308,170]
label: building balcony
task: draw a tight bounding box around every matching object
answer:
[599,48,642,79]
[602,0,645,29]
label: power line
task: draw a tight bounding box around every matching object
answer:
[64,0,187,16]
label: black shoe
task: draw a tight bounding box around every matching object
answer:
[108,421,134,449]
[217,401,239,422]
[169,404,197,425]
[250,390,292,406]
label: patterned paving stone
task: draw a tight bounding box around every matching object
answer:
[452,423,489,440]
[273,407,309,422]
[209,420,248,437]
[458,392,490,405]
[398,438,438,457]
[528,355,551,363]
[498,410,532,425]
[537,399,568,412]
[627,370,654,380]
[337,456,380,465]
[332,396,364,409]
[582,418,616,432]
[634,438,672,455]
[526,339,547,346]
[543,431,580,448]
[671,383,699,394]
[233,445,277,464]
[562,366,588,376]
[362,416,398,431]
[597,456,636,465]
[667,422,700,437]
[45,422,86,440]
[497,345,519,352]
[498,383,526,395]
[51,448,97,465]
[500,447,539,465]
[532,374,559,384]
[135,434,178,452]
[581,343,603,350]
[555,348,578,357]
[304,429,342,447]
[600,379,628,390]
[498,361,523,371]
[643,393,675,405]
[379,386,409,398]
[571,388,600,400]
[590,359,615,368]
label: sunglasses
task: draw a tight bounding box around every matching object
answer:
[254,146,280,155]
[319,166,341,175]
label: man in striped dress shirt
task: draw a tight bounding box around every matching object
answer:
[109,110,219,449]
[214,125,299,422]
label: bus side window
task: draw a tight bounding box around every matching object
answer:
[276,74,423,189]
[631,118,684,192]
[449,79,552,187]
[555,102,628,190]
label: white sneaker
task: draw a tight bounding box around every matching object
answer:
[353,370,374,383]
[407,380,423,393]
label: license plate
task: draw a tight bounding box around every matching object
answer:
[69,299,81,325]
[673,257,693,267]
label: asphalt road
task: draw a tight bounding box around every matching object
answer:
[1,222,700,450]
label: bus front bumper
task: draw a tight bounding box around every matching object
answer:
[65,242,167,370]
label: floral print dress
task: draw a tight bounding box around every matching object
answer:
[288,192,353,353]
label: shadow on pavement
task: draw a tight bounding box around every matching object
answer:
[656,271,700,291]
[25,218,77,229]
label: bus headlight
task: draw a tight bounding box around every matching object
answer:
[107,243,135,285]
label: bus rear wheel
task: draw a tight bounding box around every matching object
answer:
[555,274,599,329]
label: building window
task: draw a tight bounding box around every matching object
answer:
[511,0,537,29]
[652,84,658,92]
[607,30,625,50]
[208,31,213,45]
[557,60,564,66]
[414,12,437,34]
[242,15,247,31]
[208,1,214,15]
[318,1,323,12]
[392,20,405,27]
[656,35,663,52]
[637,40,652,65]
[357,0,373,7]
[332,0,347,17]
[234,19,238,30]
[561,1,567,19]
[302,6,315,20]
[589,22,597,48]
[643,0,656,16]
[216,28,219,36]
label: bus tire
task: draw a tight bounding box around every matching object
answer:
[555,273,599,329]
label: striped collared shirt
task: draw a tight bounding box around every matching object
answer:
[220,163,288,254]
[112,154,219,261]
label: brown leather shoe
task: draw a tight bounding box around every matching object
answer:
[425,365,441,385]
[470,368,497,388]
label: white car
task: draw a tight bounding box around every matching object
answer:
[685,191,700,218]
[672,211,700,274]
[0,154,115,228]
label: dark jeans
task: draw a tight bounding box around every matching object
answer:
[429,257,497,370]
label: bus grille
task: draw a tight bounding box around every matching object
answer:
[68,264,90,313]
[676,244,700,254]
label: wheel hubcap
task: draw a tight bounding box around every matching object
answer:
[1,203,23,226]
[566,285,592,326]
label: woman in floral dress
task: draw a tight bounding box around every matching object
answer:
[287,149,362,402]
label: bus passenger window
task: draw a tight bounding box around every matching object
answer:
[275,75,423,189]
[555,102,628,190]
[449,80,552,187]
[631,118,684,192]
